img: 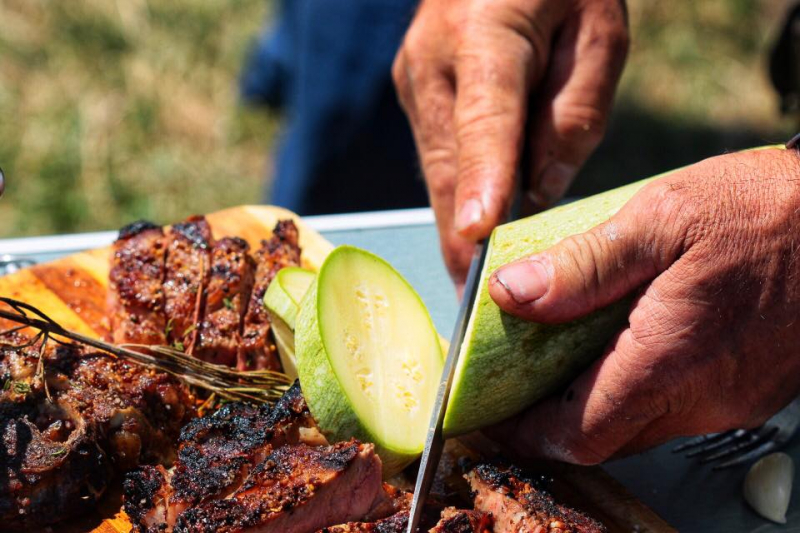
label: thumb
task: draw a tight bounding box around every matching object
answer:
[488,204,683,324]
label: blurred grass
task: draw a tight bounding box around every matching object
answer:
[0,0,794,237]
[0,0,277,237]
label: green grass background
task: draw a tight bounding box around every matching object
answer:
[0,0,794,237]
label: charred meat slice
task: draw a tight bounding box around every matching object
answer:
[108,220,167,345]
[164,215,213,352]
[125,381,317,532]
[317,511,410,533]
[124,465,172,533]
[429,508,493,533]
[468,463,605,533]
[239,220,301,371]
[1,337,194,530]
[173,440,384,533]
[194,237,255,366]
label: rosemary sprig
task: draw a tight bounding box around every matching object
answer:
[0,297,291,404]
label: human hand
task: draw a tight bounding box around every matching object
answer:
[393,0,629,285]
[486,148,800,464]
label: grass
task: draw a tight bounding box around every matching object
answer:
[0,0,794,237]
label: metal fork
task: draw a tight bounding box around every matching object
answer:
[673,396,800,470]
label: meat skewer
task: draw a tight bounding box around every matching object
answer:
[164,216,213,353]
[239,220,301,371]
[108,220,168,345]
[194,237,255,366]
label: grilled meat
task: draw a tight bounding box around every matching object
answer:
[429,508,493,533]
[125,381,317,532]
[164,216,213,352]
[0,337,194,530]
[467,463,605,533]
[317,511,410,533]
[239,220,301,371]
[108,220,168,345]
[173,440,384,533]
[194,237,255,366]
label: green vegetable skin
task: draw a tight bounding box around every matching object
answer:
[296,246,443,476]
[443,175,663,436]
[264,267,316,379]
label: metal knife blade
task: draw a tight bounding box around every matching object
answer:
[405,240,489,533]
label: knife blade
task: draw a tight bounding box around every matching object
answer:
[405,239,489,533]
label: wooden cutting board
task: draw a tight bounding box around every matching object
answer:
[0,205,675,533]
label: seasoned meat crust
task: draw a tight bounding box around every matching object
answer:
[468,463,605,533]
[173,440,384,533]
[195,237,255,366]
[108,220,168,345]
[125,381,316,533]
[429,508,493,533]
[0,338,194,530]
[317,511,410,533]
[239,220,301,370]
[164,215,213,352]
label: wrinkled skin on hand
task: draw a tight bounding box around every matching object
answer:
[487,148,800,465]
[393,0,629,285]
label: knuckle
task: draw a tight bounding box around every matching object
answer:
[552,103,608,150]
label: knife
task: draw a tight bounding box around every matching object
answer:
[405,239,489,532]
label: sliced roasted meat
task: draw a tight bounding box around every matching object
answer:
[108,220,168,345]
[317,511,410,533]
[1,337,194,530]
[173,440,384,533]
[239,219,301,371]
[124,465,172,533]
[429,508,493,533]
[194,237,255,366]
[468,463,605,533]
[164,215,213,352]
[125,381,317,532]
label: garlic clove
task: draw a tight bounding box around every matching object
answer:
[743,452,794,524]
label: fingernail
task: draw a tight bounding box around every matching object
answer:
[455,198,484,233]
[493,257,550,304]
[530,162,578,207]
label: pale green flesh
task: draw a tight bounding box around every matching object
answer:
[265,267,316,330]
[264,267,316,379]
[296,246,443,475]
[443,175,662,436]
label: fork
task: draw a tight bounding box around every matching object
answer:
[673,396,800,469]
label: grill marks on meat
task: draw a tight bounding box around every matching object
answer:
[109,221,168,345]
[174,440,384,533]
[109,216,302,373]
[125,382,317,532]
[164,216,213,352]
[0,338,194,530]
[239,220,301,371]
[194,237,255,366]
[467,464,605,533]
[429,508,493,533]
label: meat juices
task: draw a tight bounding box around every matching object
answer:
[164,216,213,352]
[239,220,302,371]
[194,237,255,366]
[108,221,168,345]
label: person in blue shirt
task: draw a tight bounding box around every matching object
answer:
[240,0,425,216]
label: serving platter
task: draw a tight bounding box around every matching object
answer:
[0,205,674,533]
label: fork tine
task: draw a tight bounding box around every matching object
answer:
[713,440,779,470]
[672,431,731,453]
[684,429,749,458]
[699,427,777,463]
